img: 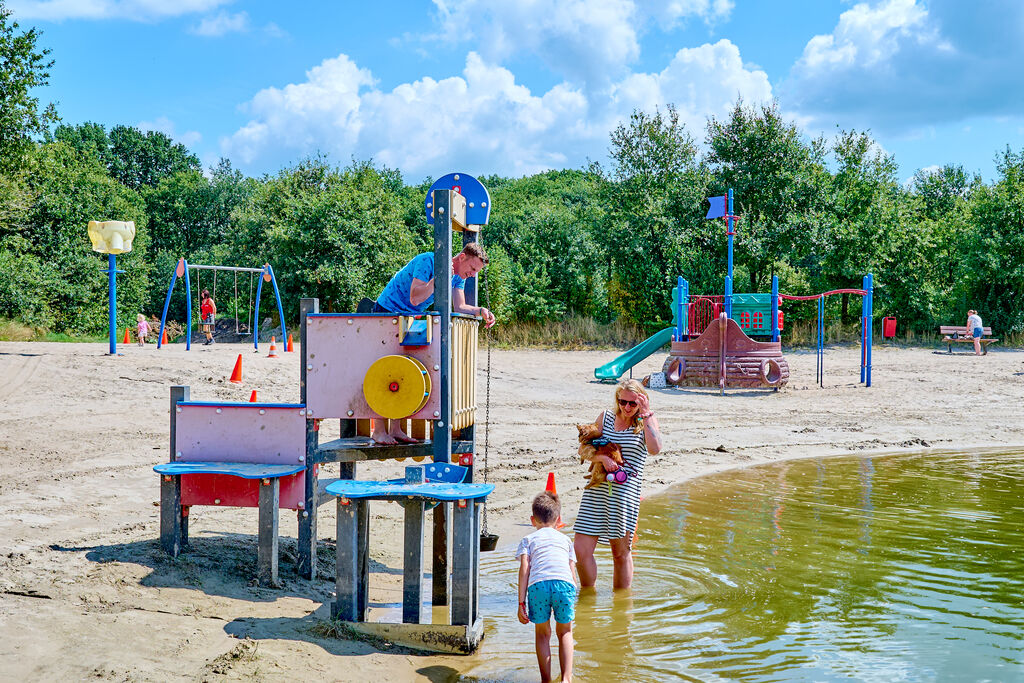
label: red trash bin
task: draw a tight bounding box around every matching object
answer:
[882,316,897,338]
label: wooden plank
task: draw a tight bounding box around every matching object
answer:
[169,385,190,548]
[159,474,183,557]
[451,499,475,626]
[298,298,319,580]
[257,478,280,586]
[357,498,369,621]
[403,500,425,624]
[314,439,474,464]
[334,498,362,621]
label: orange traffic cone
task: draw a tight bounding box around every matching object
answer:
[229,354,243,384]
[267,336,278,358]
[249,390,258,402]
[286,334,294,353]
[122,327,130,344]
[160,326,168,345]
[545,472,565,528]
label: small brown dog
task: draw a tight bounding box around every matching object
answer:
[576,423,624,489]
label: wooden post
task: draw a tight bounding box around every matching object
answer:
[472,500,482,623]
[334,497,364,621]
[162,385,190,555]
[432,188,453,606]
[403,500,425,623]
[257,478,280,586]
[451,498,475,626]
[298,298,319,579]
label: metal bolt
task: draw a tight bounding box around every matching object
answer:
[347,410,354,416]
[454,174,460,180]
[433,411,440,417]
[347,319,353,325]
[438,421,445,428]
[469,202,475,208]
[307,410,314,416]
[307,364,313,370]
[426,202,432,208]
[438,207,445,214]
[302,510,309,518]
[299,410,306,416]
[176,451,182,458]
[433,364,440,371]
[392,319,398,324]
[214,498,221,505]
[259,409,266,415]
[216,408,222,414]
[176,407,181,413]
[298,455,305,462]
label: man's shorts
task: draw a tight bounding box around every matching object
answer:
[973,327,983,338]
[527,579,577,625]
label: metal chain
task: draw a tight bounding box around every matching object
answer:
[482,239,492,536]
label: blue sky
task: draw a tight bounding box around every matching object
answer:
[10,0,1024,184]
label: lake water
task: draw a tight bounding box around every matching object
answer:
[459,450,1024,682]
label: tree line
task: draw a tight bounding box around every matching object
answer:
[2,5,1022,340]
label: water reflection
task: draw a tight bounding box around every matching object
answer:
[461,450,1024,681]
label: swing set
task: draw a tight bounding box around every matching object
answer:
[157,258,287,351]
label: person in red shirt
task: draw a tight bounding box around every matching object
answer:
[200,289,217,345]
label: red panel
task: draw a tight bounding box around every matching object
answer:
[181,471,305,509]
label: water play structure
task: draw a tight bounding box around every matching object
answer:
[156,259,287,351]
[88,220,136,355]
[153,173,495,653]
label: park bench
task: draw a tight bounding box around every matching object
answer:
[939,325,998,355]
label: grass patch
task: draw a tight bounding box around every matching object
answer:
[0,318,37,341]
[308,619,399,650]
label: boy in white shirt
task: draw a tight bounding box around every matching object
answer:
[517,491,578,683]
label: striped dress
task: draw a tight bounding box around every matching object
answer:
[573,410,647,545]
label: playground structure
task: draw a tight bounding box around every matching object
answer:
[156,259,287,351]
[153,173,495,653]
[595,190,874,389]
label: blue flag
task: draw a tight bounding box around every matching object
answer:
[705,195,728,220]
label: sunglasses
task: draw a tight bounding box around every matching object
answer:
[617,399,637,408]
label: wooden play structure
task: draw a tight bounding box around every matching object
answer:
[662,312,790,390]
[154,172,495,653]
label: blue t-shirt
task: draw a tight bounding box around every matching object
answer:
[376,252,466,314]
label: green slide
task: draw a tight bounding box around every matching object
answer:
[594,327,675,381]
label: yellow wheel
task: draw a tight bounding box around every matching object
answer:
[363,355,431,419]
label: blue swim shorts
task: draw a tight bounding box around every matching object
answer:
[973,327,983,338]
[527,579,577,624]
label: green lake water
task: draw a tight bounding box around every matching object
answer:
[460,450,1024,682]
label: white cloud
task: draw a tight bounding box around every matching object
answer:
[782,0,1024,133]
[8,0,230,21]
[222,42,770,179]
[428,0,733,88]
[190,10,249,37]
[137,116,202,149]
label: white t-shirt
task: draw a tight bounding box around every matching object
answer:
[967,314,983,331]
[516,527,576,587]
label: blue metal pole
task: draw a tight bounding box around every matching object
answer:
[817,296,824,387]
[724,275,733,319]
[682,278,689,338]
[184,261,192,351]
[727,188,734,285]
[771,275,780,342]
[254,269,265,352]
[269,265,287,347]
[108,254,117,355]
[157,261,180,350]
[675,276,684,341]
[864,273,873,387]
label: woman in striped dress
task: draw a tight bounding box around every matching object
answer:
[573,379,662,590]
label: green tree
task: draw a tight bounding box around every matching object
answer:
[602,105,711,327]
[0,2,57,173]
[705,100,826,293]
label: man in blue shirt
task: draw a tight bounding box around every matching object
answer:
[371,242,495,444]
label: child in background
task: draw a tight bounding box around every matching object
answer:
[517,491,578,683]
[136,314,150,346]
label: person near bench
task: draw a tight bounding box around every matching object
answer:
[966,309,984,356]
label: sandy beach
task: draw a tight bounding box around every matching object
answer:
[1,340,1022,681]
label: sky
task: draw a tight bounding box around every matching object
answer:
[9,0,1024,184]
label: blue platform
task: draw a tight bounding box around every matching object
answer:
[324,463,493,501]
[154,461,305,479]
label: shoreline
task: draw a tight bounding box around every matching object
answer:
[1,341,1022,680]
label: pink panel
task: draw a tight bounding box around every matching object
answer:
[305,314,441,420]
[175,404,307,509]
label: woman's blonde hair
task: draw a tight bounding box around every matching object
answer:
[614,378,649,433]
